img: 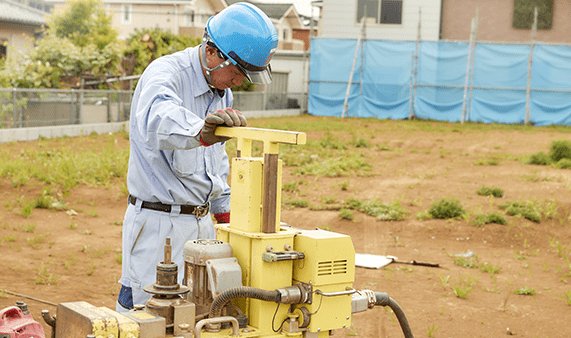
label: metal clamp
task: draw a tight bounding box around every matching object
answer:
[262,251,305,262]
[315,288,356,297]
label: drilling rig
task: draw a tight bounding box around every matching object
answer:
[3,127,414,338]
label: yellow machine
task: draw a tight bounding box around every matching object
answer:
[40,127,413,338]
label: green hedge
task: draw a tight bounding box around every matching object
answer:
[513,0,553,30]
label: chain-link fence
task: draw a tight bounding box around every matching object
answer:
[0,88,307,129]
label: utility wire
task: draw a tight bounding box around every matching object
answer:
[2,289,58,307]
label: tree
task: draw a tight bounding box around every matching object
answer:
[48,0,117,49]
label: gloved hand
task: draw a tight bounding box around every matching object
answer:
[214,212,230,223]
[199,108,247,146]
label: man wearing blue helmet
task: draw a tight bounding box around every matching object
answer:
[116,2,278,311]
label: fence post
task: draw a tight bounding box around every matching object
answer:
[525,8,538,125]
[461,12,478,124]
[12,88,17,128]
[409,7,421,120]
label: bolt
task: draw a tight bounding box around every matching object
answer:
[266,246,273,252]
[284,244,292,251]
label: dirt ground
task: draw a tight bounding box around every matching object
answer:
[1,117,571,338]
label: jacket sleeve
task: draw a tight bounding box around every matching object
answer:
[132,59,203,150]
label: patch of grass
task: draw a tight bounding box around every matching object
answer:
[565,291,571,306]
[21,202,35,218]
[556,158,571,169]
[427,324,439,338]
[477,186,504,198]
[352,138,369,148]
[22,223,37,233]
[453,256,479,269]
[479,262,501,275]
[294,154,371,177]
[115,253,122,265]
[285,199,308,208]
[26,234,46,249]
[340,181,349,191]
[68,222,78,230]
[344,198,407,221]
[1,235,17,243]
[35,264,58,285]
[526,152,551,165]
[549,140,571,162]
[451,276,475,299]
[282,181,300,193]
[473,213,507,226]
[475,157,500,166]
[501,200,550,223]
[549,239,569,259]
[514,287,536,296]
[428,199,465,219]
[319,132,347,150]
[339,209,354,221]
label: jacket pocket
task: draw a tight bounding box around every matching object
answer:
[172,148,202,176]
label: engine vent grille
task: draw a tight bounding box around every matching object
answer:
[317,260,348,276]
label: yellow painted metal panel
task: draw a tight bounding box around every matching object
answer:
[215,127,307,146]
[98,307,140,338]
[230,158,263,232]
[292,230,355,286]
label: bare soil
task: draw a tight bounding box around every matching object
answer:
[1,117,571,338]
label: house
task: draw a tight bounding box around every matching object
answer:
[225,0,306,50]
[441,0,571,43]
[317,0,442,41]
[46,0,226,40]
[0,0,46,61]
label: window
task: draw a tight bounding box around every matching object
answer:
[282,28,290,41]
[122,4,132,24]
[513,0,553,29]
[0,41,7,60]
[184,10,195,26]
[356,0,402,24]
[381,0,402,24]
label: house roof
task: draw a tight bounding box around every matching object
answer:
[0,0,46,26]
[225,0,293,21]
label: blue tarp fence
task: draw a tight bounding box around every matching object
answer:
[308,38,571,126]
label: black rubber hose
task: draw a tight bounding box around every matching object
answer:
[209,286,281,319]
[374,292,414,338]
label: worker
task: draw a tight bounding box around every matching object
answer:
[116,2,278,311]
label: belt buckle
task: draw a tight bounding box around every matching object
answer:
[192,203,209,218]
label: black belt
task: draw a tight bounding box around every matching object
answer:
[128,195,210,217]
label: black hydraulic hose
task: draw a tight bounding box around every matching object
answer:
[209,286,281,319]
[374,292,414,338]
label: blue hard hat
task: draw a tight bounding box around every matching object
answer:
[205,2,278,84]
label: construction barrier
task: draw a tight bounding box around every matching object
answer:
[309,38,571,126]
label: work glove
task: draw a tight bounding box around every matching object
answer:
[214,212,230,224]
[199,108,247,146]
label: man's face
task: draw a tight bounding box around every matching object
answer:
[206,46,247,89]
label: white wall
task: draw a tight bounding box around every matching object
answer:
[269,50,309,93]
[319,0,441,41]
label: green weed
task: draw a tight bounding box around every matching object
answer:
[514,287,536,296]
[477,186,504,198]
[35,264,58,285]
[549,140,571,162]
[344,198,406,221]
[285,199,308,208]
[428,199,465,219]
[556,158,571,169]
[294,154,371,177]
[451,276,475,299]
[565,291,571,306]
[22,223,37,233]
[282,181,300,193]
[27,234,46,249]
[453,256,479,269]
[475,157,500,166]
[479,262,501,275]
[427,324,439,338]
[339,209,354,221]
[502,201,542,223]
[340,181,349,191]
[473,213,507,226]
[526,152,551,165]
[1,235,16,243]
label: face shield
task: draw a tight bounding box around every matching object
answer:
[228,51,273,85]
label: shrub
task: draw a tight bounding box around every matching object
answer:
[343,199,406,221]
[549,140,571,162]
[339,209,354,220]
[514,287,536,296]
[526,152,551,165]
[556,158,571,169]
[473,213,507,226]
[428,199,465,219]
[477,186,504,198]
[502,201,542,223]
